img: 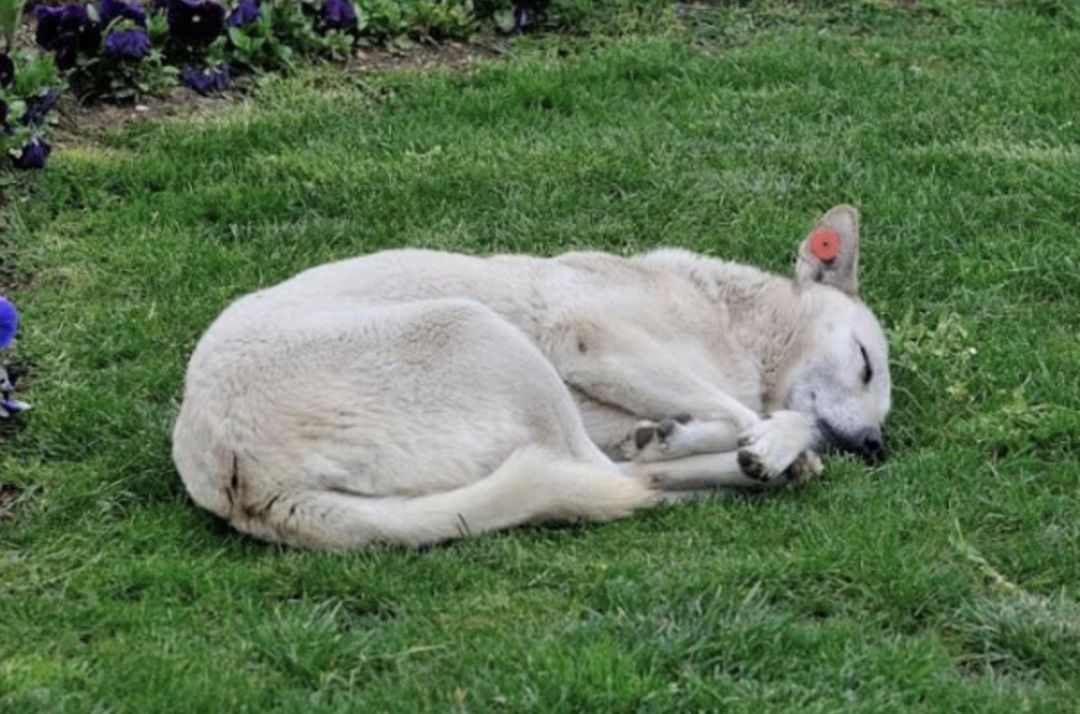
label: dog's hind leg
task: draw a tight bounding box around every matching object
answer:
[237,446,657,549]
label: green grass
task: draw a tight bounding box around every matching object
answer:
[3,1,1080,710]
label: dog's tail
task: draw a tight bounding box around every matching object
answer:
[226,447,658,550]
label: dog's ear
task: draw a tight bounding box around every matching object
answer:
[795,204,860,295]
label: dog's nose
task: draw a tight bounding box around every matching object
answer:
[857,426,887,464]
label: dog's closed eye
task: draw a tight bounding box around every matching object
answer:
[858,343,873,385]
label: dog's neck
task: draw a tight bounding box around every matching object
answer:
[638,249,810,403]
[705,268,809,403]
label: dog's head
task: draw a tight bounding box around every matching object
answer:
[780,205,892,463]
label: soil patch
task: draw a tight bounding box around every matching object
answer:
[54,41,504,145]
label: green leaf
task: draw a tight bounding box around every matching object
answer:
[0,0,23,51]
[228,27,253,51]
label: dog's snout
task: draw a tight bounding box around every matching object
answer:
[857,426,887,464]
[818,419,887,463]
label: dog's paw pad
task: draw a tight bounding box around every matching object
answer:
[656,418,679,439]
[737,448,770,482]
[619,420,667,461]
[621,416,690,462]
[634,424,657,450]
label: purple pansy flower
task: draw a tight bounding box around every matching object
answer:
[180,62,231,94]
[13,138,51,170]
[228,0,260,27]
[21,88,61,127]
[167,0,226,46]
[0,297,17,350]
[34,5,69,49]
[0,395,32,417]
[0,298,32,416]
[35,4,102,69]
[34,4,102,51]
[100,0,148,27]
[0,54,13,88]
[0,300,30,414]
[106,28,151,59]
[322,0,356,30]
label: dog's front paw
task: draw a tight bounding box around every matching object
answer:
[736,411,813,482]
[617,414,692,462]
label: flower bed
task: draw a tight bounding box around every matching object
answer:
[1,0,550,171]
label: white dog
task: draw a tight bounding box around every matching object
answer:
[173,205,891,549]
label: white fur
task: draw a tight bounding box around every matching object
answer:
[173,205,891,549]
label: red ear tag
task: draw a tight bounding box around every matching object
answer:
[809,227,841,263]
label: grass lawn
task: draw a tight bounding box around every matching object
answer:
[3,1,1080,711]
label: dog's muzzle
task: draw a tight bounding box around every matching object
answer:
[817,420,887,464]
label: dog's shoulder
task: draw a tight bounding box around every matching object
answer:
[631,248,730,302]
[552,250,653,277]
[632,247,709,276]
[552,248,716,286]
[634,248,786,304]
